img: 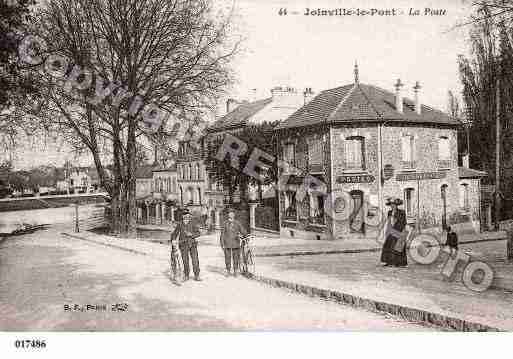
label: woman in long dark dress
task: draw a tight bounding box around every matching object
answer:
[380,198,408,267]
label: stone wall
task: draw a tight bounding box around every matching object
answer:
[329,123,463,239]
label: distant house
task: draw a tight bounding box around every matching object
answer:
[135,162,179,225]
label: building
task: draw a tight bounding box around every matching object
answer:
[176,126,224,228]
[135,163,179,225]
[275,66,486,241]
[175,86,313,229]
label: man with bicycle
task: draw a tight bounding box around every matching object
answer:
[220,207,247,277]
[170,209,202,282]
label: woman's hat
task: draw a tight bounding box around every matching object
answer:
[386,197,403,206]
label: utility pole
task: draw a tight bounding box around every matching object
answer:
[495,59,501,231]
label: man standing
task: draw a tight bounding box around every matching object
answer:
[220,208,246,277]
[170,209,202,281]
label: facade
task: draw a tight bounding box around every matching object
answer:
[176,128,224,228]
[135,163,179,225]
[275,69,486,241]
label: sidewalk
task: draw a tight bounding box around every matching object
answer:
[254,239,513,331]
[250,229,507,257]
[61,229,512,331]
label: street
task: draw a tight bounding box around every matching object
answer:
[0,226,431,331]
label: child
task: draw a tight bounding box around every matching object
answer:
[445,226,458,256]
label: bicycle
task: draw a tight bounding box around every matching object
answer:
[239,233,255,275]
[169,244,184,285]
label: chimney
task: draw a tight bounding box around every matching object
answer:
[303,87,314,105]
[462,153,470,168]
[394,79,404,114]
[271,86,303,108]
[226,98,239,114]
[413,81,422,115]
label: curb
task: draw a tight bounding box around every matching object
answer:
[255,247,380,257]
[254,236,507,258]
[245,273,502,332]
[61,232,149,256]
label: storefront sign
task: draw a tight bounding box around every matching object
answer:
[396,171,447,181]
[336,174,375,183]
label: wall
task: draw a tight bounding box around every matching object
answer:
[329,123,461,239]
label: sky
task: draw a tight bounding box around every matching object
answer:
[229,0,472,110]
[9,0,474,170]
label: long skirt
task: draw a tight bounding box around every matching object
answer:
[380,234,407,266]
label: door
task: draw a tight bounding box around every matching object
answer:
[350,190,364,233]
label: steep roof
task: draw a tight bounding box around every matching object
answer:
[209,97,273,132]
[276,83,461,130]
[459,167,487,179]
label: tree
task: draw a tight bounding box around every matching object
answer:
[0,0,40,155]
[458,2,513,207]
[204,121,279,204]
[20,0,239,236]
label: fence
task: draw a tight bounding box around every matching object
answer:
[74,203,109,232]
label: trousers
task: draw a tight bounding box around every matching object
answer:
[179,242,200,278]
[224,248,240,272]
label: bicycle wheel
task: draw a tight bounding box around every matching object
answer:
[246,248,255,274]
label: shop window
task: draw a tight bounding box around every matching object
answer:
[196,163,201,180]
[344,136,365,170]
[310,194,325,224]
[404,188,415,216]
[284,191,297,220]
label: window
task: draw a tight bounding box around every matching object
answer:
[438,136,451,160]
[310,193,325,224]
[404,188,415,216]
[401,135,415,168]
[172,178,176,193]
[344,136,365,170]
[198,187,202,205]
[460,183,470,210]
[284,191,297,220]
[308,138,323,172]
[188,164,193,180]
[196,163,201,180]
[283,143,295,166]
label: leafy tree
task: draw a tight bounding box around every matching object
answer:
[19,0,239,236]
[0,0,40,154]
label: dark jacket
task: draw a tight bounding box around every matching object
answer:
[387,209,407,234]
[220,219,246,249]
[446,231,458,248]
[170,221,200,248]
